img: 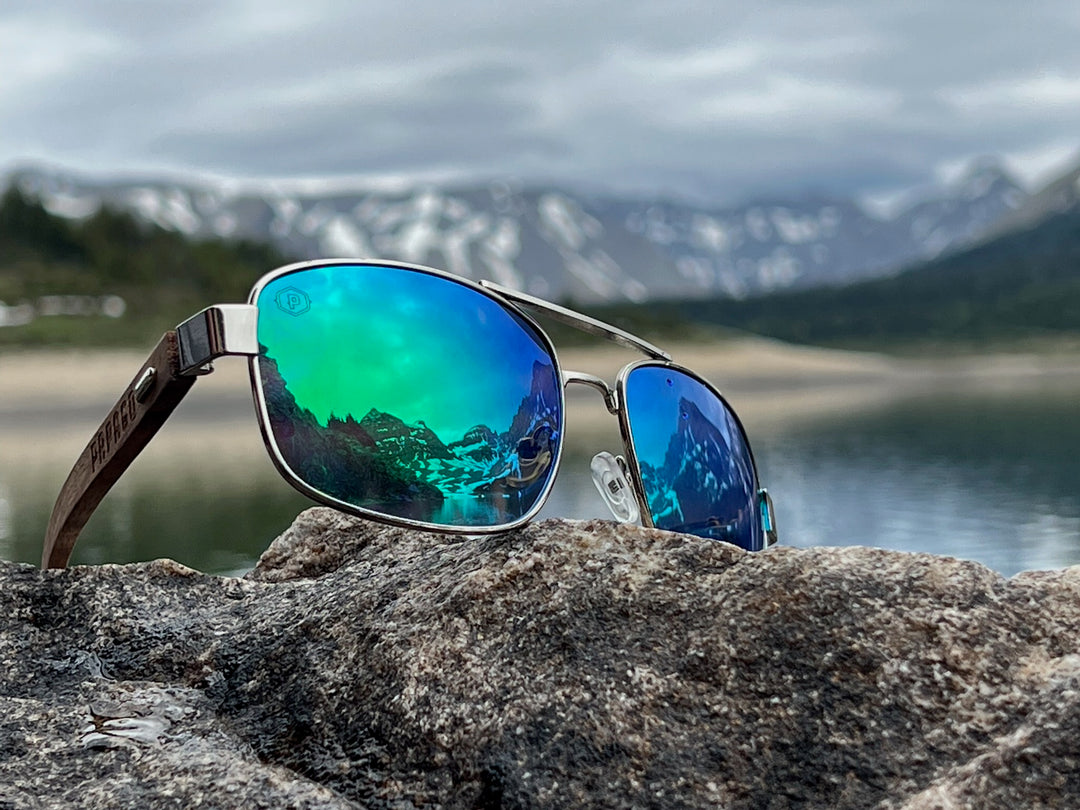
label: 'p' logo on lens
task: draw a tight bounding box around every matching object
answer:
[275,287,310,316]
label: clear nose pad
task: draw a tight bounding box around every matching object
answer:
[590,451,641,523]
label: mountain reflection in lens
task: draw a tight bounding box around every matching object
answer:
[623,365,762,550]
[253,263,562,528]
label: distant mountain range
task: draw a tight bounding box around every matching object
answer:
[6,157,1065,304]
[984,161,1080,239]
[656,201,1080,346]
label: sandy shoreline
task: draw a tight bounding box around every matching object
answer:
[6,336,1080,396]
[3,337,1080,448]
[7,336,1080,399]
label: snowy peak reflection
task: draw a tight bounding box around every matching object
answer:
[258,352,560,522]
[641,396,756,547]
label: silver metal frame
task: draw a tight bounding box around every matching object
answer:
[237,258,569,536]
[171,257,776,547]
[612,360,777,550]
[479,280,671,361]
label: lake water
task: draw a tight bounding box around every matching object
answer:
[3,367,1079,577]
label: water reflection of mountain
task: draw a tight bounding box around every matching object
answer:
[258,352,560,523]
[641,397,753,545]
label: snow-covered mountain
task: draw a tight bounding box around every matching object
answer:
[981,160,1080,239]
[5,162,1030,303]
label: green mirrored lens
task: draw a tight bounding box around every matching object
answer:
[253,263,562,528]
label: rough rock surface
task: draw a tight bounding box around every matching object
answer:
[1,509,1079,808]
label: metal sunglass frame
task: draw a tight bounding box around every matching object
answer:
[612,360,777,550]
[42,258,776,569]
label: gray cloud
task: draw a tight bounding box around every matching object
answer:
[2,0,1079,203]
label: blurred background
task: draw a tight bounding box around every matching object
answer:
[2,1,1080,574]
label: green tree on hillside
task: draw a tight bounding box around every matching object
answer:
[0,187,289,345]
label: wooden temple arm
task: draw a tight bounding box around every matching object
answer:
[42,332,197,568]
[42,305,259,569]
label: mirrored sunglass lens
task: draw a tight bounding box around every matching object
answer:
[623,366,762,550]
[253,263,562,528]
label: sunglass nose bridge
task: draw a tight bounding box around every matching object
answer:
[562,370,619,414]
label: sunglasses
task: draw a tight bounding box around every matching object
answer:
[42,259,777,569]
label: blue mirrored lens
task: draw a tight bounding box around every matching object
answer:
[254,263,562,528]
[623,365,762,550]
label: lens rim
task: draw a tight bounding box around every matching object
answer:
[615,360,765,549]
[245,258,567,534]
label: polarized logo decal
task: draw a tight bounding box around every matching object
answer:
[275,287,310,316]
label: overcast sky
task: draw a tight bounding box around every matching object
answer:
[2,1,1080,206]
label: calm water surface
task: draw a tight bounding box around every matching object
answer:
[2,378,1078,576]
